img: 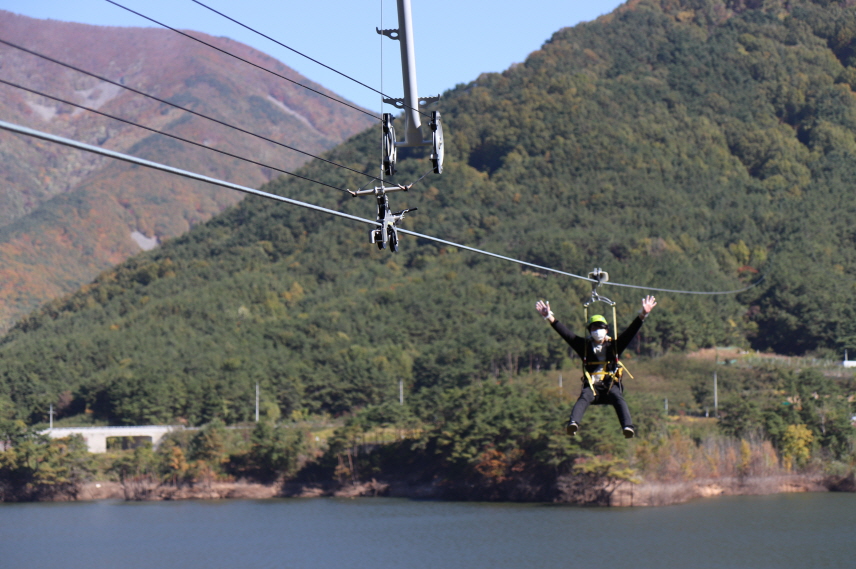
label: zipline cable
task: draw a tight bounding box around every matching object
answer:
[0,78,351,193]
[406,168,434,188]
[0,38,380,185]
[104,0,380,120]
[187,0,432,119]
[0,119,377,224]
[601,276,763,295]
[0,119,765,296]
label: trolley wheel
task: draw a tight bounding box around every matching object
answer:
[430,111,444,175]
[383,113,397,177]
[389,227,398,252]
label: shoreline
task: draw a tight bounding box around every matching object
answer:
[65,472,853,506]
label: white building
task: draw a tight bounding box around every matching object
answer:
[44,425,179,453]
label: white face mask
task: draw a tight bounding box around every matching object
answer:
[590,328,607,343]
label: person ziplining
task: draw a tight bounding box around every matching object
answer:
[535,271,656,439]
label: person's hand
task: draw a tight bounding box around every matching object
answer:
[535,300,554,322]
[640,295,657,318]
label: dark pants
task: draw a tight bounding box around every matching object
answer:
[569,382,632,429]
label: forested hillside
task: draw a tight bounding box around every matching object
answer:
[2,0,856,429]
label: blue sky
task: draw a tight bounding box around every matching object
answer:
[0,0,625,112]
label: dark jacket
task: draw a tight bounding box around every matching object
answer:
[551,316,644,379]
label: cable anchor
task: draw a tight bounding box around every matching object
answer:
[382,96,440,109]
[376,27,400,40]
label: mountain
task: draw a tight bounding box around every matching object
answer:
[0,10,375,330]
[2,0,856,426]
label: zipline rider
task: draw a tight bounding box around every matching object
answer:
[535,295,657,439]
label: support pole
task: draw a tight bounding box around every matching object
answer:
[255,383,259,422]
[713,371,718,417]
[396,0,423,145]
[399,379,404,405]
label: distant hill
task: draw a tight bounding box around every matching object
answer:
[2,0,856,426]
[0,10,374,330]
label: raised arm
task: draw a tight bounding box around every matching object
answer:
[535,299,555,324]
[616,295,657,355]
[536,299,585,356]
[640,295,657,320]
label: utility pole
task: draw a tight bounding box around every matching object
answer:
[713,371,718,417]
[399,379,404,405]
[255,383,259,423]
[713,348,719,417]
[49,403,54,429]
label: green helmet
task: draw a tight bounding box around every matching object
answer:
[587,314,608,329]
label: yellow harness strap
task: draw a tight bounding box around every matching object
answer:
[582,361,633,396]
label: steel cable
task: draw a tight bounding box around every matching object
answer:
[0,37,380,185]
[104,0,380,120]
[0,78,352,193]
[187,0,432,119]
[0,119,765,296]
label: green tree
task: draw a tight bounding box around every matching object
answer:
[246,421,305,482]
[719,397,765,439]
[0,423,93,501]
[189,419,228,475]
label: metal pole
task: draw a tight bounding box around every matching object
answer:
[559,373,563,393]
[396,0,423,145]
[399,379,404,405]
[49,403,53,429]
[713,371,718,417]
[664,398,668,414]
[255,383,259,422]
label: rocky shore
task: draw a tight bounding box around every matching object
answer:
[73,480,281,501]
[604,475,832,507]
[68,472,853,506]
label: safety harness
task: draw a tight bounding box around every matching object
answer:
[581,269,634,397]
[581,347,634,396]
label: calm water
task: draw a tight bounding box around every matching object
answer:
[1,493,854,569]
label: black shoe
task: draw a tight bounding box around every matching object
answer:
[623,426,635,439]
[566,421,579,436]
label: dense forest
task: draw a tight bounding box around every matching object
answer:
[1,0,855,498]
[3,359,852,502]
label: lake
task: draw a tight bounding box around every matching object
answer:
[1,493,854,569]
